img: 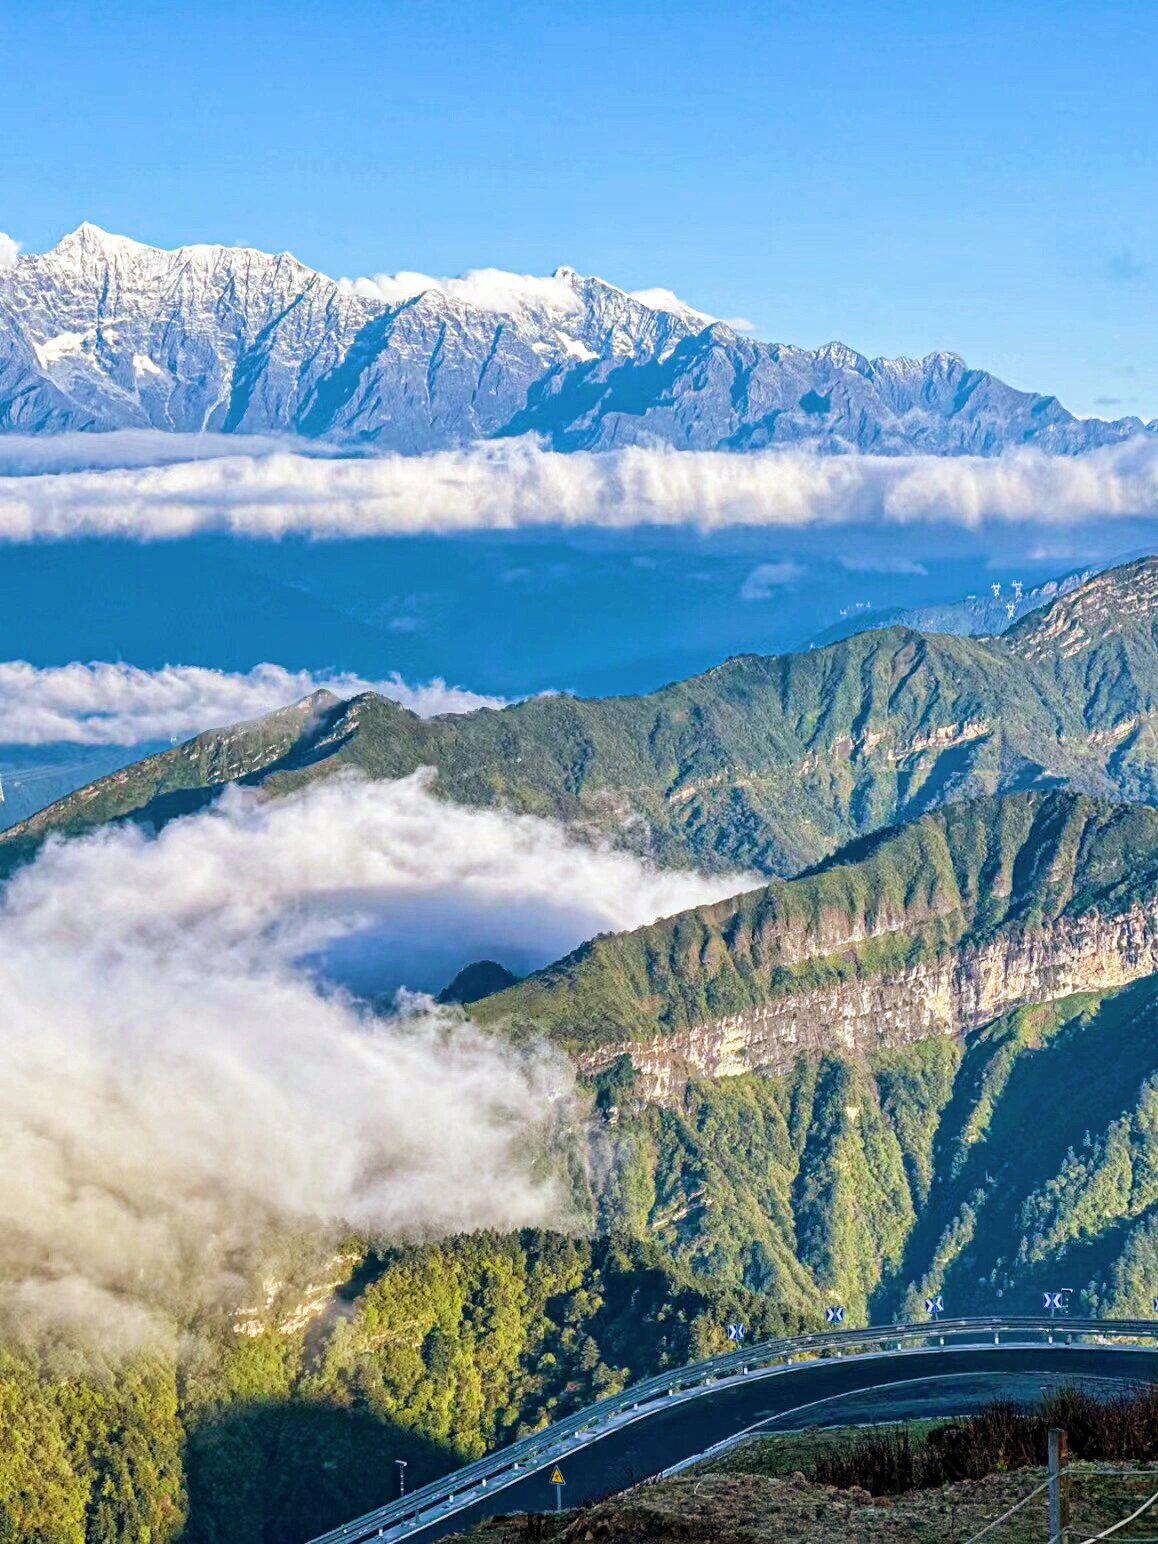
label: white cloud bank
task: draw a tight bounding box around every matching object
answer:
[0,661,506,745]
[0,428,340,476]
[0,435,1154,540]
[0,232,19,271]
[627,286,716,323]
[0,770,746,1344]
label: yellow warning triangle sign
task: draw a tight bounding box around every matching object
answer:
[550,1467,565,1485]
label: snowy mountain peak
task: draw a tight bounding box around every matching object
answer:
[0,224,1150,455]
[817,340,871,373]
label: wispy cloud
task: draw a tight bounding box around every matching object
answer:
[0,434,1155,540]
[0,428,339,475]
[0,770,747,1344]
[0,661,506,746]
[739,560,806,599]
[1107,249,1149,282]
[838,555,928,575]
[0,232,19,271]
[627,286,715,323]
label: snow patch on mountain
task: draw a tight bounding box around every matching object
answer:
[344,266,582,316]
[0,223,1152,456]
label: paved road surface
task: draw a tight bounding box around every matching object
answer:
[404,1343,1158,1543]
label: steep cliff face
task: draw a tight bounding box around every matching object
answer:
[475,792,1158,1079]
[591,977,1158,1321]
[579,902,1158,1098]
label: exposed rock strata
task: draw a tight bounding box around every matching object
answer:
[579,903,1158,1099]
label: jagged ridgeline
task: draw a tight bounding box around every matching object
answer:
[2,223,1152,452]
[5,558,1158,879]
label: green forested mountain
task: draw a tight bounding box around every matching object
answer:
[6,557,1158,878]
[588,977,1158,1325]
[11,973,1154,1540]
[0,1232,799,1543]
[8,563,1158,1542]
[474,790,1158,1050]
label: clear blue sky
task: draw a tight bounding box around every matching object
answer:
[1,0,1153,420]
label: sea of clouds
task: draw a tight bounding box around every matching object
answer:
[0,660,505,745]
[0,434,1153,540]
[0,769,749,1346]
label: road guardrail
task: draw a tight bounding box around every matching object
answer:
[308,1315,1158,1543]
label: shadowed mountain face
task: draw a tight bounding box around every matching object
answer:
[437,959,521,1006]
[586,973,1158,1323]
[6,557,1158,880]
[0,224,1152,452]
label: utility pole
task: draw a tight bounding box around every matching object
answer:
[1048,1428,1069,1544]
[396,1459,408,1499]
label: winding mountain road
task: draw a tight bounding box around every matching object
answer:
[308,1319,1158,1544]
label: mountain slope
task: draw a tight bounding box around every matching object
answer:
[7,558,1158,880]
[0,224,1151,453]
[473,791,1158,1066]
[591,976,1158,1320]
[548,791,1158,1318]
[807,563,1105,647]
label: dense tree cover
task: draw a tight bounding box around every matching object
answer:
[591,978,1158,1324]
[0,1232,799,1544]
[593,1044,957,1323]
[885,978,1158,1319]
[0,1351,183,1542]
[7,978,1158,1540]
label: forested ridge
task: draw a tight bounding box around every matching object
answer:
[0,1232,797,1543]
[8,968,1158,1540]
[7,561,1158,1539]
[8,558,1158,881]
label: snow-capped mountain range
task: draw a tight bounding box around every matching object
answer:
[0,223,1152,456]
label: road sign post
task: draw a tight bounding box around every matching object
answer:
[1048,1427,1069,1543]
[824,1305,845,1325]
[550,1466,565,1513]
[925,1295,944,1321]
[726,1322,747,1343]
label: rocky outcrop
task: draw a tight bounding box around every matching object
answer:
[579,903,1158,1099]
[2,222,1152,453]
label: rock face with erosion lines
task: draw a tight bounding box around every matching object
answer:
[1,223,1153,451]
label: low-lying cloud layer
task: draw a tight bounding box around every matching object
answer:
[0,435,1154,540]
[0,661,506,745]
[0,428,342,476]
[0,770,747,1344]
